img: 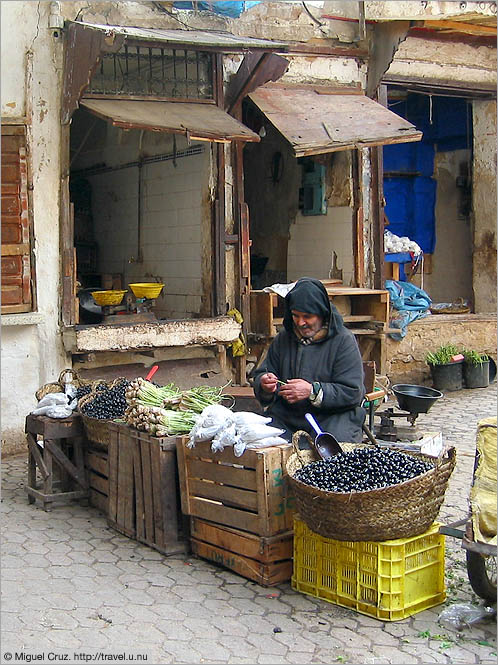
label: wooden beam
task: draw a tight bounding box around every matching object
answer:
[422,19,497,37]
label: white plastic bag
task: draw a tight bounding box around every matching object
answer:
[31,404,73,418]
[211,423,239,453]
[36,393,69,408]
[237,423,285,444]
[233,411,272,428]
[187,404,235,447]
[234,435,288,457]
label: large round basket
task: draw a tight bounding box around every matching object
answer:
[35,368,92,401]
[286,431,456,542]
[77,378,125,452]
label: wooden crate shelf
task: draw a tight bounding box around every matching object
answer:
[176,439,295,538]
[190,517,293,587]
[249,283,390,373]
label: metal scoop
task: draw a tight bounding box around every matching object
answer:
[304,413,343,460]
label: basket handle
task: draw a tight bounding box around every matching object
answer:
[436,445,457,471]
[58,368,80,384]
[291,430,314,468]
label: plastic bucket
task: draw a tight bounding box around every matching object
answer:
[430,361,463,392]
[463,361,490,389]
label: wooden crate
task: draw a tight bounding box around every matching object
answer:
[190,517,293,587]
[85,446,109,515]
[176,439,295,537]
[108,423,188,555]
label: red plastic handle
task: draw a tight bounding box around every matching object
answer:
[145,365,159,381]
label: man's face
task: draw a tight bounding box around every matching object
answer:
[291,310,323,338]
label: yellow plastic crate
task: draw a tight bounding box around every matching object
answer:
[291,515,446,621]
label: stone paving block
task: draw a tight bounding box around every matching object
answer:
[2,386,497,665]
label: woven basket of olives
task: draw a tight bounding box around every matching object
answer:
[287,431,456,542]
[78,378,130,451]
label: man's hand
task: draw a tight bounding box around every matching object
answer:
[260,372,279,394]
[278,379,313,404]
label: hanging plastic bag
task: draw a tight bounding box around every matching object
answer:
[36,392,69,408]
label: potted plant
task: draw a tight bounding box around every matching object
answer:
[462,349,490,389]
[426,344,464,392]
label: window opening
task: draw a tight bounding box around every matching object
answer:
[87,44,214,99]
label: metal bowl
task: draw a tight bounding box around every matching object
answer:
[392,384,443,414]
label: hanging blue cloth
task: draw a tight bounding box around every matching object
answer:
[386,280,432,340]
[173,2,260,18]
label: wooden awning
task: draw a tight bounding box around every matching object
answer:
[248,84,422,157]
[80,98,260,143]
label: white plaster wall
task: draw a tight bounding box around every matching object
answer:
[472,99,497,314]
[84,130,208,319]
[1,2,68,453]
[288,206,354,284]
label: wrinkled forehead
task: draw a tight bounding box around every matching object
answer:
[291,309,322,318]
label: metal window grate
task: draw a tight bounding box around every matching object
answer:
[88,45,214,99]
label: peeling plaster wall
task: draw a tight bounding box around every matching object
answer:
[422,149,474,305]
[472,99,497,314]
[1,2,68,453]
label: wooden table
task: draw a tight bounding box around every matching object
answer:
[25,413,89,511]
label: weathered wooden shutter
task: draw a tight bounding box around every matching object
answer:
[1,126,33,313]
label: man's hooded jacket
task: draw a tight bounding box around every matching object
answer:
[253,278,365,442]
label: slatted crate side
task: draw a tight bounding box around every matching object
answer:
[85,448,109,515]
[176,439,294,537]
[190,518,293,563]
[190,517,293,587]
[107,423,136,539]
[129,428,188,555]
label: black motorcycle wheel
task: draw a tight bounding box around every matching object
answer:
[466,550,497,602]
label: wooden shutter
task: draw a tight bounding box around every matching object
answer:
[1,126,33,313]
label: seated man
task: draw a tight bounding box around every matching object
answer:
[253,277,365,443]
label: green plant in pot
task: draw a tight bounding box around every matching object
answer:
[426,344,463,392]
[461,349,490,389]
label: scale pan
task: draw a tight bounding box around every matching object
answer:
[392,384,443,414]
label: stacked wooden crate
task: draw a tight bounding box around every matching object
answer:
[107,422,188,556]
[176,439,295,586]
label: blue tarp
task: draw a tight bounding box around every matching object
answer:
[386,280,432,340]
[173,2,260,17]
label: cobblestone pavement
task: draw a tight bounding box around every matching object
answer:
[2,385,496,665]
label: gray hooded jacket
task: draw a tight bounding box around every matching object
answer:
[253,278,365,442]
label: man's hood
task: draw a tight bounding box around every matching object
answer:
[283,277,344,339]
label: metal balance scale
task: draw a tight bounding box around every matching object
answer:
[373,384,444,453]
[91,283,164,325]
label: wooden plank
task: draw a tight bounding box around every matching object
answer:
[27,435,49,479]
[182,440,260,468]
[107,426,119,523]
[44,440,87,489]
[190,518,293,563]
[159,446,181,551]
[89,471,108,496]
[86,451,108,477]
[250,291,274,336]
[262,447,289,536]
[175,437,191,516]
[117,434,135,537]
[187,459,257,491]
[26,487,88,503]
[188,497,260,534]
[140,436,155,544]
[150,441,164,550]
[191,539,293,586]
[89,489,108,514]
[187,478,258,511]
[133,435,145,542]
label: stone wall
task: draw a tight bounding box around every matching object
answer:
[385,314,497,385]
